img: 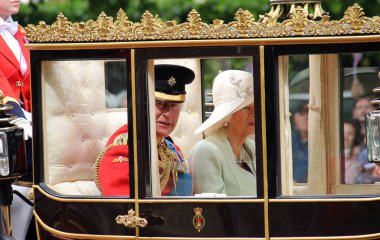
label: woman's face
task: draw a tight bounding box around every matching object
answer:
[344,122,355,150]
[0,0,20,20]
[228,103,255,137]
[352,97,373,122]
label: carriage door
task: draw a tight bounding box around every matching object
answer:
[30,48,142,239]
[266,43,380,239]
[129,46,266,239]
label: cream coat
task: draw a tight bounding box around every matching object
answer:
[189,133,256,196]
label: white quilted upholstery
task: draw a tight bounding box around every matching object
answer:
[41,60,127,195]
[48,181,101,195]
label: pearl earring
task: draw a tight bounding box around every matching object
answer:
[223,122,228,127]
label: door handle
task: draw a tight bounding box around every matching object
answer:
[115,209,148,228]
[140,209,165,226]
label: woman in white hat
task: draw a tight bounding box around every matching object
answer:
[189,70,256,196]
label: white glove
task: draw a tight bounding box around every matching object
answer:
[22,109,32,123]
[11,118,32,140]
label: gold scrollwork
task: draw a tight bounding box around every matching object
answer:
[26,3,380,42]
[115,209,148,228]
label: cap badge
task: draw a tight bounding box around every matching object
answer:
[167,76,176,87]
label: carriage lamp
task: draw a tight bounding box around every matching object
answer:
[0,132,9,177]
[0,92,26,179]
[366,86,380,163]
[0,90,27,239]
[366,107,380,163]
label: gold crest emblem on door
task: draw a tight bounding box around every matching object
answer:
[193,207,205,232]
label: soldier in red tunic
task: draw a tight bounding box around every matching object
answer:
[1,1,34,239]
[95,64,195,196]
[0,1,33,182]
[0,2,31,112]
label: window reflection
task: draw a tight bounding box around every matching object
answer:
[341,52,380,185]
[292,102,309,183]
[282,54,336,196]
[288,55,310,184]
[343,120,362,184]
[104,61,128,109]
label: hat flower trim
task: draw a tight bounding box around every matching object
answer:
[229,72,253,101]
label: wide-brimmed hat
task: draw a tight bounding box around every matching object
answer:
[195,70,254,135]
[155,64,195,103]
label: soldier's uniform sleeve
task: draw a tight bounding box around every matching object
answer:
[95,124,130,196]
[0,25,30,116]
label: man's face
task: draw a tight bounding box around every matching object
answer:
[294,108,308,133]
[155,99,181,139]
[352,98,373,122]
[0,0,20,20]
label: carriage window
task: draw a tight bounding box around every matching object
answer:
[41,59,129,197]
[280,52,380,197]
[104,61,128,109]
[147,57,257,198]
[288,55,310,185]
[340,53,380,186]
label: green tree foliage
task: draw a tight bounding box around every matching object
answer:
[15,0,379,27]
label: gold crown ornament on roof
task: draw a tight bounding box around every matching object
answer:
[26,3,380,43]
[260,0,326,23]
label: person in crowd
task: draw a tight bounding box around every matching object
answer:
[356,148,380,183]
[1,0,34,239]
[350,94,380,183]
[355,123,380,184]
[343,120,362,184]
[189,70,256,196]
[352,94,374,138]
[292,102,309,183]
[95,64,194,196]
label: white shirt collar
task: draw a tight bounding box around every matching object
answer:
[0,16,18,35]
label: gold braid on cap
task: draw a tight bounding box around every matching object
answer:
[158,142,179,193]
[155,92,185,103]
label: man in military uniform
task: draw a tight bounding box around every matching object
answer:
[95,64,194,196]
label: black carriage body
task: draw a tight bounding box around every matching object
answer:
[27,2,380,239]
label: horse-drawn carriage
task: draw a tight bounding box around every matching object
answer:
[5,0,380,239]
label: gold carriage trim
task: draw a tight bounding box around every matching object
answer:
[26,3,380,43]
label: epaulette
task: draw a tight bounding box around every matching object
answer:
[19,25,26,34]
